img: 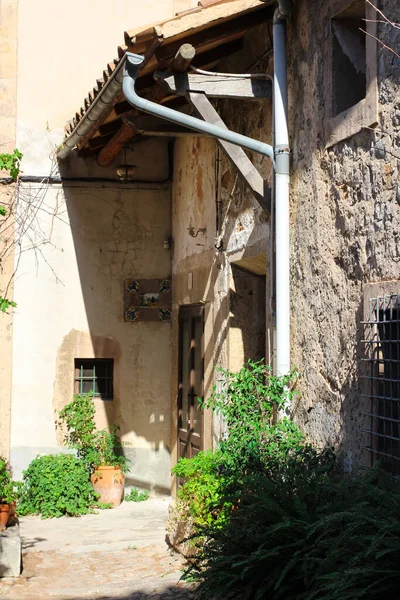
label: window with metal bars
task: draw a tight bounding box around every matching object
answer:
[74,358,114,400]
[362,295,400,475]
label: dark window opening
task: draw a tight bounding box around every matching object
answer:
[74,358,114,400]
[362,295,400,475]
[331,2,366,117]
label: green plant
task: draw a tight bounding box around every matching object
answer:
[59,392,129,473]
[0,458,17,503]
[203,360,302,473]
[0,149,22,312]
[173,361,304,532]
[124,487,149,502]
[0,149,22,181]
[17,454,98,518]
[191,462,400,600]
[172,451,229,527]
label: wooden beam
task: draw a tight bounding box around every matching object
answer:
[97,121,136,167]
[155,72,272,99]
[123,114,210,137]
[152,43,196,103]
[172,43,196,72]
[188,92,270,213]
[154,5,274,62]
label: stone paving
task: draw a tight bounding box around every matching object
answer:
[0,498,197,600]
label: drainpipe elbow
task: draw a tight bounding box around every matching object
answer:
[274,0,293,22]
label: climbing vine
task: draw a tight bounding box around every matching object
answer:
[0,149,22,312]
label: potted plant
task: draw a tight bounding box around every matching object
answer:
[0,458,17,530]
[59,393,130,508]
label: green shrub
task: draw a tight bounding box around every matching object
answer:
[172,451,231,527]
[0,458,18,503]
[204,360,302,474]
[59,393,129,473]
[173,361,304,530]
[17,454,98,518]
[192,464,400,600]
[124,488,149,502]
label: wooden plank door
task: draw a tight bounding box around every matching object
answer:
[178,305,204,460]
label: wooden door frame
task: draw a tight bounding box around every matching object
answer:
[177,304,204,460]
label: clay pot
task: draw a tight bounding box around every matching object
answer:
[90,466,124,508]
[7,501,16,526]
[0,503,11,531]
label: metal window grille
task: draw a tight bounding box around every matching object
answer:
[361,295,400,475]
[74,358,114,400]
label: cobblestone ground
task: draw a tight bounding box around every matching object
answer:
[0,499,197,600]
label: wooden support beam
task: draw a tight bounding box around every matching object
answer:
[123,114,210,137]
[188,92,270,213]
[96,121,136,166]
[172,43,196,72]
[155,72,272,100]
[152,43,196,103]
[154,5,274,62]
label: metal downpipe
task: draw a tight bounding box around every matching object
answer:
[122,53,274,161]
[274,3,292,376]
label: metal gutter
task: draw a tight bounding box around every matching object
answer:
[56,56,126,160]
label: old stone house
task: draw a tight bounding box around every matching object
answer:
[0,0,399,491]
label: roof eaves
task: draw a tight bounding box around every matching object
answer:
[57,0,275,160]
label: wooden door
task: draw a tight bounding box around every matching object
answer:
[178,305,204,460]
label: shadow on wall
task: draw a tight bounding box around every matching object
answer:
[62,587,197,600]
[54,143,173,492]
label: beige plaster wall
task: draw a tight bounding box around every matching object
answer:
[10,157,173,487]
[7,0,186,487]
[0,0,18,460]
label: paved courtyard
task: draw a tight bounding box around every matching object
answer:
[0,498,197,600]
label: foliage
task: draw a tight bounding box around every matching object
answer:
[17,454,97,518]
[0,458,18,503]
[174,361,303,530]
[59,392,130,473]
[96,426,130,472]
[202,360,301,474]
[0,150,22,313]
[124,487,149,502]
[172,451,229,527]
[0,149,22,181]
[0,297,17,313]
[192,464,400,600]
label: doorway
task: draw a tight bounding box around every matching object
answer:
[177,304,204,460]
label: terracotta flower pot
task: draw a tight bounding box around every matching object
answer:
[0,503,11,531]
[90,465,124,508]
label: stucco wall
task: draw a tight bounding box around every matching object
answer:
[5,0,193,487]
[0,0,18,460]
[10,144,173,488]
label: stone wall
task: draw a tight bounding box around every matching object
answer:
[289,0,400,469]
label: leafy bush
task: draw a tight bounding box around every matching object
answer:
[172,451,230,527]
[174,361,303,529]
[0,458,17,503]
[124,488,149,502]
[17,454,98,518]
[203,360,302,474]
[193,464,400,600]
[59,393,129,473]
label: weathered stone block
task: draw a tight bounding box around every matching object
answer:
[166,500,200,560]
[0,521,21,577]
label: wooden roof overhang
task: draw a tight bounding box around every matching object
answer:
[57,0,276,162]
